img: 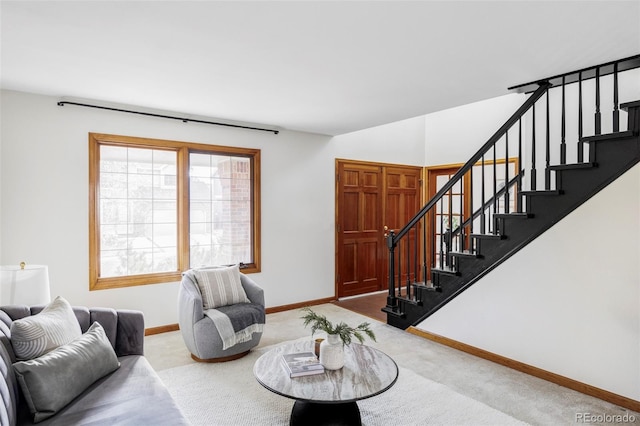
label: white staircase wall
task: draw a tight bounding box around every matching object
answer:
[416,163,640,401]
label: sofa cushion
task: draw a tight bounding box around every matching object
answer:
[194,265,249,309]
[13,322,120,423]
[10,297,81,360]
[28,355,190,426]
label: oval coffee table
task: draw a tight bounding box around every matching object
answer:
[253,340,398,426]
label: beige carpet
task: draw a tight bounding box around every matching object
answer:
[146,304,639,425]
[158,339,528,426]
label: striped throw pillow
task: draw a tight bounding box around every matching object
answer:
[10,296,82,360]
[194,265,250,309]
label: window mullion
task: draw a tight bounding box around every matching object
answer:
[177,147,190,271]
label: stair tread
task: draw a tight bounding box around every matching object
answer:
[470,233,506,240]
[548,162,597,171]
[413,281,442,292]
[450,250,482,258]
[381,306,405,318]
[581,130,635,143]
[494,213,534,219]
[431,265,459,276]
[398,296,422,306]
[520,189,564,196]
[621,100,640,109]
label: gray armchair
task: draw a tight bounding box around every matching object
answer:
[178,269,265,362]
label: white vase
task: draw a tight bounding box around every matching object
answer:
[319,334,344,370]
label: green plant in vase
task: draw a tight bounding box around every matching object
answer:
[300,307,376,370]
[300,307,376,345]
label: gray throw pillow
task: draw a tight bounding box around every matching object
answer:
[13,321,120,423]
[10,296,82,360]
[194,264,250,309]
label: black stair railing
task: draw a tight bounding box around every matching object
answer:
[384,54,640,317]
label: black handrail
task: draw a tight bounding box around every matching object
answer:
[390,82,551,244]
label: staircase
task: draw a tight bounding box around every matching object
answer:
[383,55,640,330]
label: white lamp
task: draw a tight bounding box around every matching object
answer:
[0,262,51,306]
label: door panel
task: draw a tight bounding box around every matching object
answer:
[337,161,422,298]
[343,192,359,231]
[384,167,422,286]
[337,162,383,297]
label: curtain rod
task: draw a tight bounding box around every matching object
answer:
[57,101,280,135]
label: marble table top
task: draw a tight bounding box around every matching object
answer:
[253,340,398,404]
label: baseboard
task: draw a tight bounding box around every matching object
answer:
[145,323,179,336]
[144,296,336,335]
[407,327,640,413]
[265,296,337,314]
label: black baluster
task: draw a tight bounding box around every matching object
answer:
[517,118,523,213]
[469,165,474,241]
[505,131,509,214]
[531,102,537,191]
[561,76,566,164]
[545,88,551,190]
[595,66,601,135]
[578,71,584,162]
[386,231,396,310]
[397,242,402,297]
[448,186,453,264]
[439,198,444,269]
[493,144,497,231]
[459,178,464,251]
[613,62,620,132]
[481,155,486,234]
[430,209,436,282]
[422,215,427,284]
[406,232,411,293]
[414,223,418,288]
[405,235,411,300]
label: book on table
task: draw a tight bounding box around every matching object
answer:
[281,352,325,378]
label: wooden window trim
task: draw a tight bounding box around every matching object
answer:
[89,133,261,291]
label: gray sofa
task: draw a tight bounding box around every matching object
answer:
[0,304,190,425]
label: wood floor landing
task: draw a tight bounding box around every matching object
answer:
[332,291,388,323]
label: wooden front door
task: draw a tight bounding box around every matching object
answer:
[384,166,423,286]
[336,160,422,298]
[336,162,383,298]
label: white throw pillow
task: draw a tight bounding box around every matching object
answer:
[194,265,250,309]
[10,296,82,360]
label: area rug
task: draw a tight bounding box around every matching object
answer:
[158,342,529,426]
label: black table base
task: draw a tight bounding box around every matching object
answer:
[290,400,361,426]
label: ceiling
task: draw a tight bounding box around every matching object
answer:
[1,1,639,136]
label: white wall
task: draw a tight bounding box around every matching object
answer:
[416,164,640,400]
[424,93,525,166]
[331,115,426,167]
[0,90,425,328]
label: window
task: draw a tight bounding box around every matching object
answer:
[89,133,260,290]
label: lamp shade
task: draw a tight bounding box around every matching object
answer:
[0,264,51,306]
